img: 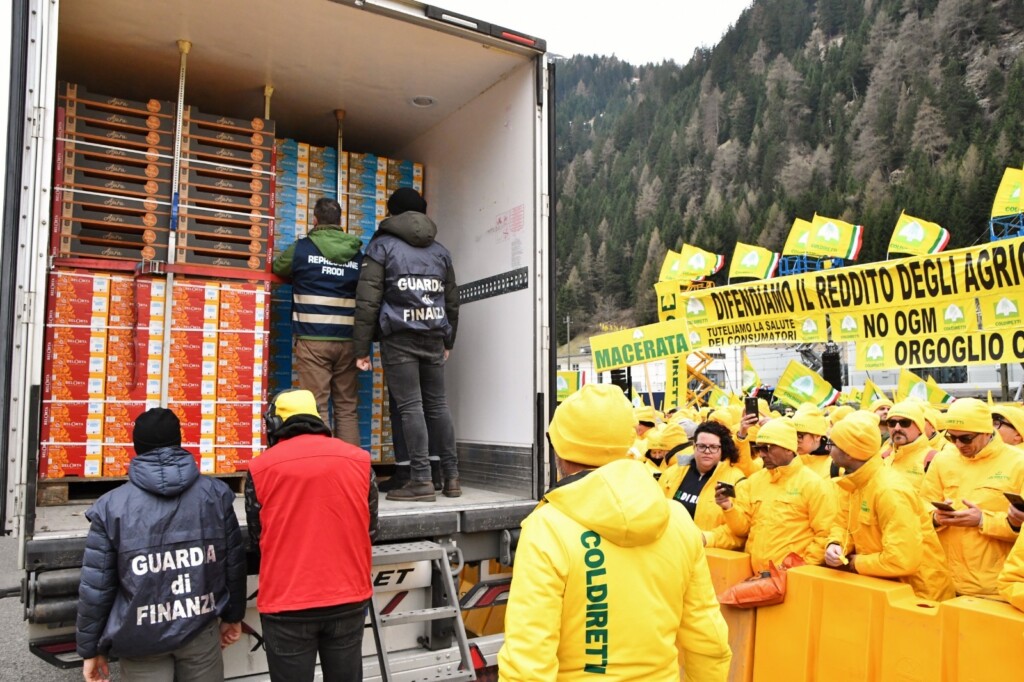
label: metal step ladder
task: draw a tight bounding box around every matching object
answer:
[369,541,476,682]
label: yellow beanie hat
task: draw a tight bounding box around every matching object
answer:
[271,389,320,423]
[869,398,894,413]
[708,406,739,433]
[634,404,657,424]
[756,418,798,453]
[549,384,637,467]
[791,406,828,436]
[647,422,690,451]
[888,400,926,433]
[831,410,882,461]
[829,405,855,426]
[943,398,992,433]
[921,404,943,430]
[994,405,1024,438]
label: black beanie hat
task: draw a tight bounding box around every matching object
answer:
[133,407,182,454]
[387,187,427,216]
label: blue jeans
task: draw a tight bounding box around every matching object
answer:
[260,601,367,682]
[381,333,458,483]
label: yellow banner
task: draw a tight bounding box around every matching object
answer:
[679,236,1024,329]
[590,318,691,373]
[774,360,839,409]
[979,291,1024,330]
[729,242,780,280]
[992,167,1024,218]
[795,314,829,343]
[855,329,1024,370]
[656,281,684,409]
[889,211,950,256]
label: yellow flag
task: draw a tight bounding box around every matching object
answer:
[987,390,994,405]
[895,369,929,402]
[860,379,887,409]
[741,351,760,394]
[804,213,864,260]
[729,242,780,280]
[677,244,725,280]
[782,218,814,256]
[991,167,1024,218]
[556,371,580,402]
[658,250,684,282]
[925,376,954,405]
[707,385,733,409]
[775,361,840,409]
[888,211,951,256]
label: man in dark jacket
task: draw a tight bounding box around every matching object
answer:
[273,197,365,446]
[246,389,378,681]
[76,408,246,681]
[354,188,460,502]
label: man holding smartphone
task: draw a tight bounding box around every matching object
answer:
[919,398,1024,598]
[824,410,954,601]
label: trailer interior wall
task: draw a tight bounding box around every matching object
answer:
[398,61,541,496]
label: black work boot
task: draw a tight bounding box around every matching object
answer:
[442,477,462,498]
[378,466,410,493]
[386,480,436,502]
[430,459,442,492]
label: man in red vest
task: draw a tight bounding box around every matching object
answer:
[246,389,378,681]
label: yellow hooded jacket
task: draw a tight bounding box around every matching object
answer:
[884,434,940,493]
[497,459,731,682]
[997,532,1024,611]
[799,453,835,479]
[660,459,746,550]
[722,456,838,573]
[828,456,954,601]
[919,435,1024,598]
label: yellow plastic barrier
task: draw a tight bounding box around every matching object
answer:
[705,549,755,682]
[750,566,1024,681]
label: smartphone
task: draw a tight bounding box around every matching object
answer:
[931,501,955,512]
[1004,492,1024,512]
[716,482,736,498]
[744,396,759,418]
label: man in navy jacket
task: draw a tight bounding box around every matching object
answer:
[76,408,247,681]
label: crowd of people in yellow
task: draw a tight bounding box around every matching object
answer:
[497,382,1024,681]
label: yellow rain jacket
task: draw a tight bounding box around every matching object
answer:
[884,434,941,493]
[660,459,746,550]
[997,532,1024,611]
[828,456,954,601]
[919,435,1024,598]
[799,453,835,479]
[723,456,837,573]
[498,459,731,682]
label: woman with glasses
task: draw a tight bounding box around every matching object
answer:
[919,398,1024,597]
[660,421,747,550]
[993,406,1024,448]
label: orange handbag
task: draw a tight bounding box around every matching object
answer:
[716,553,805,608]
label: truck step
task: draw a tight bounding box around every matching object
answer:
[380,605,460,627]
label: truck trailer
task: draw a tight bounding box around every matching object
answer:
[3,0,555,677]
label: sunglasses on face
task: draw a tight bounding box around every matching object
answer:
[945,432,982,445]
[751,444,769,454]
[886,418,914,429]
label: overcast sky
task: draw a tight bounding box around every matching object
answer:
[437,1,753,65]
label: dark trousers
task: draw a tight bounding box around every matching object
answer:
[382,335,457,483]
[260,601,367,682]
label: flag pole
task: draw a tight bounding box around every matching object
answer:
[642,362,656,412]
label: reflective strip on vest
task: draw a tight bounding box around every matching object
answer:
[294,312,356,326]
[294,293,356,308]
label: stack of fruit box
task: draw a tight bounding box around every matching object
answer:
[102,275,166,476]
[52,83,174,262]
[176,107,276,274]
[39,271,109,477]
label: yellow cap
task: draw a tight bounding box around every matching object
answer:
[828,405,855,426]
[634,404,657,424]
[272,389,320,423]
[708,405,740,433]
[994,405,1024,438]
[869,398,894,413]
[756,418,798,453]
[549,384,637,467]
[888,400,926,433]
[831,410,882,461]
[791,405,828,436]
[647,422,690,451]
[943,398,992,433]
[921,404,943,430]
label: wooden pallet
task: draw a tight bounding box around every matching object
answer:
[36,472,247,506]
